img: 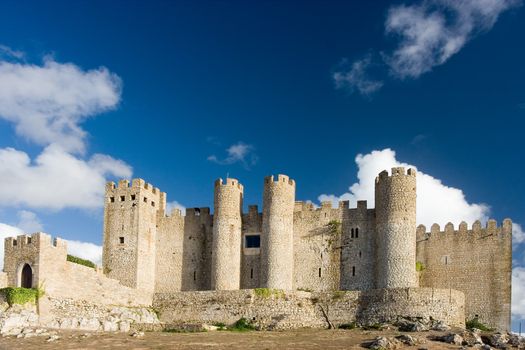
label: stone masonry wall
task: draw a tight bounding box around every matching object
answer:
[153,287,465,330]
[416,220,512,331]
[155,209,184,292]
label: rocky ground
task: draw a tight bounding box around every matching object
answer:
[0,326,523,350]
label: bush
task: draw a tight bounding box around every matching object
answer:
[231,318,256,331]
[213,322,227,331]
[466,318,492,331]
[416,261,425,272]
[0,287,44,306]
[338,322,357,330]
[67,254,96,269]
[253,288,285,299]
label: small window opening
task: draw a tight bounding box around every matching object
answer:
[13,240,17,246]
[250,268,254,279]
[324,213,327,218]
[318,268,322,278]
[143,197,148,203]
[27,237,32,244]
[445,256,448,265]
[245,235,261,248]
[110,197,115,203]
[120,195,125,201]
[193,271,196,281]
[131,194,136,200]
[352,266,356,276]
[119,237,124,244]
[151,201,155,207]
[351,228,354,238]
[355,228,359,238]
[359,251,361,258]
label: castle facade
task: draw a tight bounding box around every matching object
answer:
[102,167,512,330]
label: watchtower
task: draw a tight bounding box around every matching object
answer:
[261,174,295,290]
[211,178,243,290]
[374,167,417,289]
[102,179,165,293]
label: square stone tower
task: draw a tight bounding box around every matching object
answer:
[102,179,165,293]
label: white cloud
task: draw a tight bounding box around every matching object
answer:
[65,239,102,266]
[513,223,525,245]
[513,266,525,320]
[0,222,23,270]
[0,145,131,210]
[0,45,25,60]
[208,142,258,169]
[16,210,43,233]
[318,148,489,228]
[0,55,121,154]
[385,0,520,79]
[333,55,384,95]
[166,201,186,216]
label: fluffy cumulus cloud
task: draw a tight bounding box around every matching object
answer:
[333,55,384,96]
[318,148,489,229]
[0,145,131,210]
[65,240,103,266]
[513,267,525,320]
[208,141,258,169]
[335,0,520,94]
[0,56,121,154]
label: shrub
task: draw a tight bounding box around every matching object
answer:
[213,322,226,330]
[67,254,96,269]
[231,318,256,331]
[466,318,492,331]
[0,287,44,306]
[415,261,425,272]
[326,220,342,235]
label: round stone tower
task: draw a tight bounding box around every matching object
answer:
[261,174,295,290]
[374,167,417,289]
[211,178,243,290]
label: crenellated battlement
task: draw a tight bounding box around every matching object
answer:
[186,207,211,217]
[214,178,244,192]
[416,219,512,241]
[264,174,295,187]
[375,167,416,183]
[5,232,67,250]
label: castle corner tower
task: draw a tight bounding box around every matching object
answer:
[261,174,295,290]
[211,178,243,290]
[374,167,417,289]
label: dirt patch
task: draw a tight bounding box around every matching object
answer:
[0,329,464,350]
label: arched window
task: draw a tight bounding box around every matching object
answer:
[355,228,359,238]
[351,228,354,238]
[21,264,32,288]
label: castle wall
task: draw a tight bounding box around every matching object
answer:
[155,209,185,293]
[293,201,342,292]
[416,220,512,331]
[4,233,152,306]
[340,202,376,291]
[180,208,213,291]
[240,205,262,289]
[152,287,464,330]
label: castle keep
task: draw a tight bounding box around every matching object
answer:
[1,168,513,331]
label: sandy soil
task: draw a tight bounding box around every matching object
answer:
[0,328,464,350]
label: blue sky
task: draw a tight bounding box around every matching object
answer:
[0,0,524,327]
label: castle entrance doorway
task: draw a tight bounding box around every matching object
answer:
[21,264,32,288]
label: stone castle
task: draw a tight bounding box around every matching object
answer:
[0,168,512,332]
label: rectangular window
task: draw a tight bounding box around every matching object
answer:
[27,238,32,244]
[143,197,148,203]
[319,267,322,278]
[151,201,155,207]
[193,271,196,281]
[119,237,124,244]
[131,194,136,200]
[110,197,115,203]
[250,268,254,279]
[352,266,356,276]
[13,239,17,246]
[120,195,125,201]
[245,235,261,248]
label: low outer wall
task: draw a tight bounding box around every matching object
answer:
[153,287,465,330]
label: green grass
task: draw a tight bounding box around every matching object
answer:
[0,287,44,306]
[213,322,227,331]
[326,220,342,235]
[253,288,285,299]
[67,254,96,269]
[416,261,425,272]
[465,318,492,331]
